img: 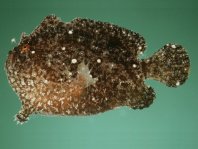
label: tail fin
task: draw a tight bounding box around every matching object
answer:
[142,44,190,87]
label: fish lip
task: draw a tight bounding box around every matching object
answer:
[6,49,18,67]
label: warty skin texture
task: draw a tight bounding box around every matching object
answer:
[5,15,190,124]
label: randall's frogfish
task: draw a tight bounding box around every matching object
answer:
[5,15,190,124]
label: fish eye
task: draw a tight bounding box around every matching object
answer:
[20,44,30,53]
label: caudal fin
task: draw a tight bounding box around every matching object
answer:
[142,44,190,87]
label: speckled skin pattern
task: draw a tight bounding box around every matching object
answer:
[5,15,190,124]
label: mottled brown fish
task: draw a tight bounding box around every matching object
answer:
[5,15,190,124]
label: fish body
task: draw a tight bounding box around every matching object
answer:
[5,15,190,123]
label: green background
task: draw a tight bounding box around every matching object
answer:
[0,0,197,148]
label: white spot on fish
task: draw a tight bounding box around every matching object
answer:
[171,44,176,49]
[71,59,77,64]
[138,46,142,50]
[61,47,66,50]
[31,51,35,54]
[176,81,180,86]
[133,64,137,68]
[68,30,73,34]
[97,58,101,63]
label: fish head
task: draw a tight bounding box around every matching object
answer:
[6,42,31,68]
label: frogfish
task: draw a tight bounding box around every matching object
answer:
[5,15,190,124]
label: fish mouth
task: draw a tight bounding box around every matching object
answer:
[7,47,29,67]
[6,48,19,69]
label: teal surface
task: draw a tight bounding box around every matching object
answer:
[0,0,197,149]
